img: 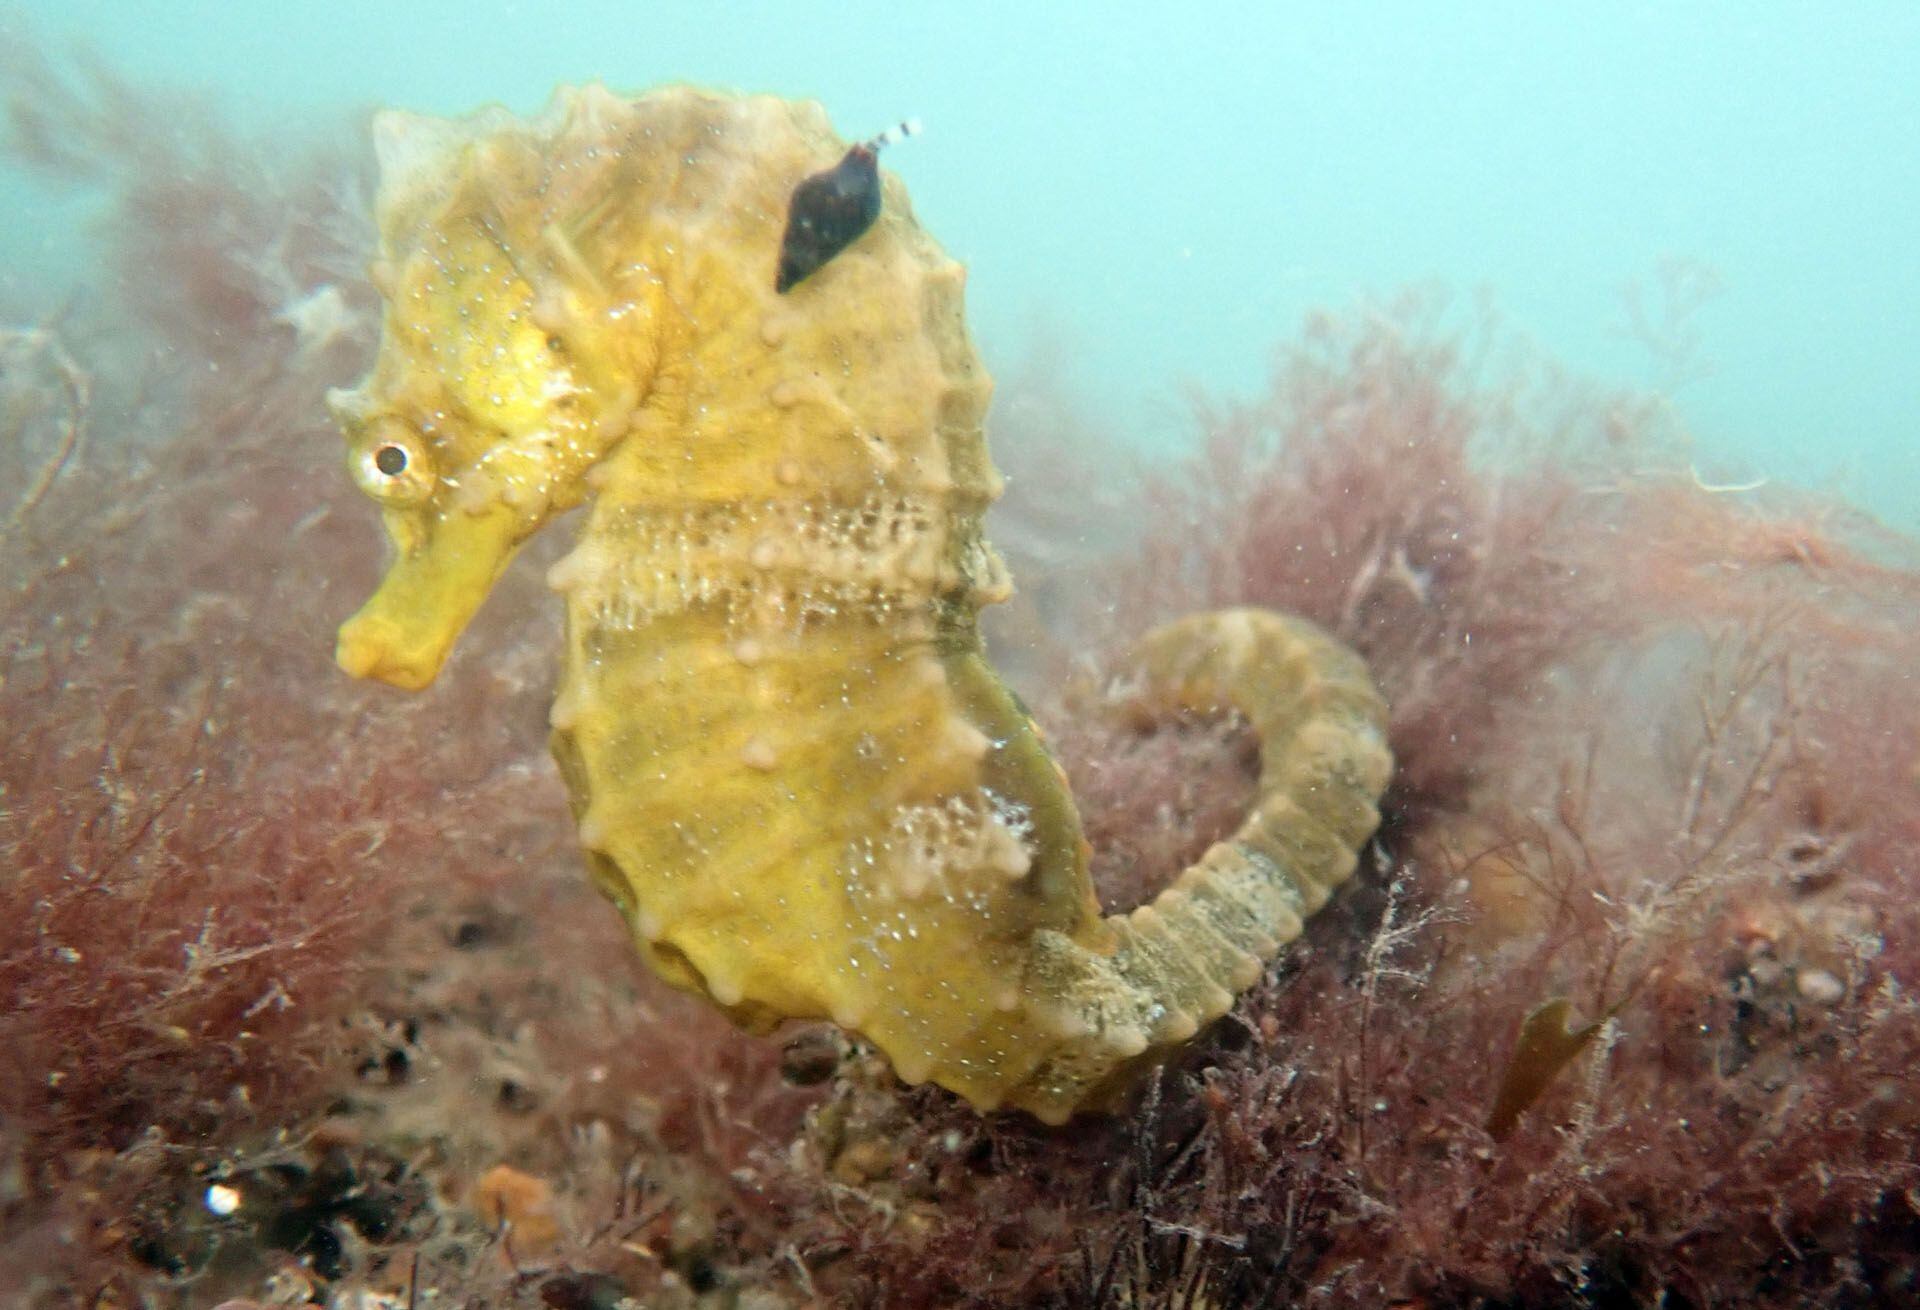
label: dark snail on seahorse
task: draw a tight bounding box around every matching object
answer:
[330,84,1391,1123]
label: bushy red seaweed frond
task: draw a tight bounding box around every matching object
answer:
[981,344,1151,697]
[1,32,377,377]
[1110,294,1650,811]
[0,36,567,1301]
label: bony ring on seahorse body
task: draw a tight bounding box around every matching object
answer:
[329,84,1392,1124]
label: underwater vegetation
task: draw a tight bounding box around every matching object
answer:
[3,38,1918,1310]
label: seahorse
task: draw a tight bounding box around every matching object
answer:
[330,84,1392,1123]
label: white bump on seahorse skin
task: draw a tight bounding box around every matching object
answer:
[452,467,502,514]
[731,637,765,666]
[495,470,542,515]
[892,854,933,900]
[992,984,1022,1013]
[979,818,1033,880]
[768,378,813,408]
[537,365,583,409]
[1228,950,1264,990]
[831,996,871,1029]
[367,258,399,296]
[1034,1003,1090,1040]
[549,686,580,730]
[1035,1102,1073,1128]
[635,905,663,941]
[942,715,991,762]
[546,543,602,592]
[593,383,639,441]
[707,970,744,1007]
[1157,1009,1200,1043]
[748,536,780,570]
[959,1086,1002,1114]
[775,457,804,487]
[577,813,609,851]
[528,281,572,335]
[984,790,1037,874]
[1212,608,1260,672]
[892,1048,933,1085]
[759,313,791,347]
[975,573,1014,606]
[740,736,778,771]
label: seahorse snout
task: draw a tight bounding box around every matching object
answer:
[335,612,444,691]
[336,502,529,692]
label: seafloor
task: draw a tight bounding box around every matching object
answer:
[2,44,1916,1310]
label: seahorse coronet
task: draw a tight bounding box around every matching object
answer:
[330,83,1392,1122]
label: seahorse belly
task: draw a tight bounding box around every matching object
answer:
[544,480,1092,1106]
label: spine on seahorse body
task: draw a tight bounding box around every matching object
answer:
[526,92,1388,1122]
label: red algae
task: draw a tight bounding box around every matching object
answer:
[791,301,1920,1309]
[3,41,1917,1310]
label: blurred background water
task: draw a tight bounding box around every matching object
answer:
[4,0,1915,526]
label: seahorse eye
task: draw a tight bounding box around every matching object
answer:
[353,420,436,505]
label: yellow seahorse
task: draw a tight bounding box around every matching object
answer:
[331,84,1391,1123]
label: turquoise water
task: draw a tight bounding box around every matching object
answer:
[5,1,1915,525]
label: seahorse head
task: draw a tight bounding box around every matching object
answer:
[331,88,674,689]
[333,84,967,690]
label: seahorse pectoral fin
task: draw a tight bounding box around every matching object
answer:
[336,503,526,690]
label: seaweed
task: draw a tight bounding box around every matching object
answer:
[3,36,1917,1310]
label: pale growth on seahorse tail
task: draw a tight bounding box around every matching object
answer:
[329,83,1392,1121]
